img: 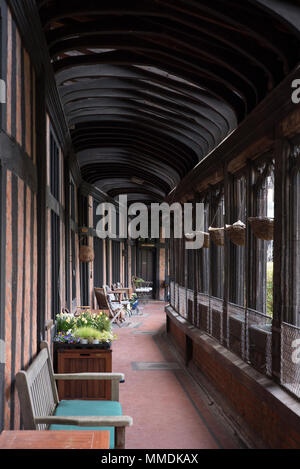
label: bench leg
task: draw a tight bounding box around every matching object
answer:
[115,427,126,449]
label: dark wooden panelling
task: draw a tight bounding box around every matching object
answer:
[94,237,104,288]
[10,18,16,139]
[0,164,7,433]
[36,69,47,346]
[51,211,60,320]
[112,240,121,285]
[9,173,18,429]
[0,1,8,131]
[0,131,37,192]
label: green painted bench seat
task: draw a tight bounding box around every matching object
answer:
[50,400,122,449]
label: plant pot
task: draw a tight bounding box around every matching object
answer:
[208,227,224,246]
[248,217,274,241]
[225,221,246,246]
[80,338,88,345]
[202,232,210,248]
[185,231,210,248]
[79,245,95,263]
[92,340,100,345]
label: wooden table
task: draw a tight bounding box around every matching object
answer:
[76,307,110,316]
[0,430,110,449]
[107,289,130,299]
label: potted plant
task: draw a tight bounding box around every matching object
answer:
[185,231,210,248]
[208,226,225,246]
[54,310,116,348]
[73,311,94,329]
[56,312,76,332]
[73,327,117,346]
[130,293,139,311]
[53,310,117,400]
[248,217,274,241]
[225,220,246,246]
[53,331,81,345]
[90,312,112,332]
[74,327,103,345]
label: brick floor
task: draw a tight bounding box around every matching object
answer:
[112,301,243,449]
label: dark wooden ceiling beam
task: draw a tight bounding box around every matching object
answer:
[55,64,237,128]
[96,178,166,196]
[58,78,231,136]
[74,135,191,170]
[35,0,300,204]
[64,98,216,149]
[46,15,281,86]
[53,51,248,119]
[61,87,224,141]
[79,152,180,190]
[80,162,173,192]
[73,127,194,167]
[49,33,269,96]
[73,131,196,174]
[69,114,203,161]
[160,0,293,70]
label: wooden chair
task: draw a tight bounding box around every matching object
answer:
[16,342,133,449]
[94,288,125,327]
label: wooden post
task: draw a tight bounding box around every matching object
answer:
[273,136,291,381]
[223,163,230,347]
[115,427,126,450]
[194,194,200,329]
[185,335,193,367]
[36,67,47,344]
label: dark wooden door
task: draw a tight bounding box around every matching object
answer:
[138,247,155,298]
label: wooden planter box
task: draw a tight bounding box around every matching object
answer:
[54,344,112,401]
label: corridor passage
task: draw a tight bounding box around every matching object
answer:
[112,302,243,450]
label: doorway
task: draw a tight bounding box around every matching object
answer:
[137,246,156,299]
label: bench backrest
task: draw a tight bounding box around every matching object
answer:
[16,342,59,430]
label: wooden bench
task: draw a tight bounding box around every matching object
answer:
[16,342,133,449]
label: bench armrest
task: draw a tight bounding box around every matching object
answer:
[53,373,125,381]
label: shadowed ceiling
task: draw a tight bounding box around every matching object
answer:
[36,0,300,204]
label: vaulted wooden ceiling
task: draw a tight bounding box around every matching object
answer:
[36,0,300,204]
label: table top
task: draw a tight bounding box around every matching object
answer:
[0,431,110,449]
[108,288,130,293]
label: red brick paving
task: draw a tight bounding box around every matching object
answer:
[112,301,242,449]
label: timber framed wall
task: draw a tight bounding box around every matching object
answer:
[0,0,84,431]
[0,0,169,433]
[0,0,38,431]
